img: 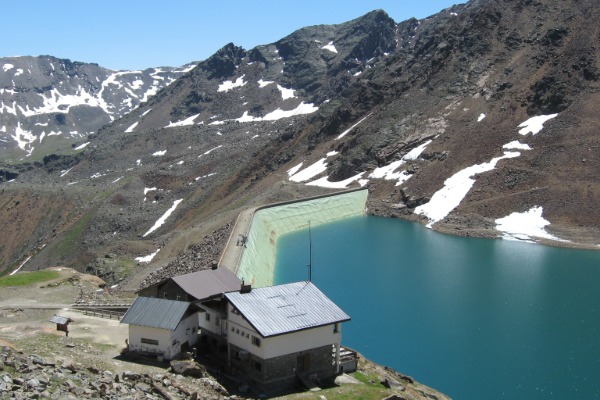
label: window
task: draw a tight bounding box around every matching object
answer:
[254,361,262,371]
[141,338,159,345]
[333,323,339,333]
[252,336,261,347]
[205,313,210,321]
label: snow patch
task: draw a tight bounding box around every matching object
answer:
[125,121,138,132]
[477,113,486,122]
[415,151,521,227]
[198,145,222,158]
[135,248,160,263]
[289,158,328,182]
[322,41,338,53]
[152,150,167,156]
[142,199,183,237]
[60,168,72,177]
[74,142,90,150]
[258,79,274,88]
[287,162,303,177]
[336,114,372,140]
[369,140,432,186]
[195,173,216,181]
[518,114,558,135]
[235,102,318,122]
[165,113,200,128]
[218,75,246,92]
[307,172,367,189]
[503,141,531,150]
[11,122,36,154]
[3,64,14,72]
[277,85,296,100]
[495,206,564,242]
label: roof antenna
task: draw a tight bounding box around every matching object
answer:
[307,220,312,282]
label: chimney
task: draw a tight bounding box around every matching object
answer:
[240,279,252,294]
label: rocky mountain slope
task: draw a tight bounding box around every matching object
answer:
[0,55,195,161]
[1,0,598,281]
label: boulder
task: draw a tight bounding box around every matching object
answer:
[170,360,205,378]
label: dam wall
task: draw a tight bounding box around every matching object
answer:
[236,189,368,288]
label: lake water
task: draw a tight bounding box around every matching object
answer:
[274,214,600,400]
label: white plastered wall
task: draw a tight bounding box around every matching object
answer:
[227,303,342,359]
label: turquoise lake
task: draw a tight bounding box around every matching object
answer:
[273,214,600,400]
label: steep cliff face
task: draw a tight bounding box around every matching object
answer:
[1,0,598,279]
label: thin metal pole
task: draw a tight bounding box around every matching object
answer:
[308,221,312,282]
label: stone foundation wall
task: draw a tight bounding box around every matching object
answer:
[229,343,336,393]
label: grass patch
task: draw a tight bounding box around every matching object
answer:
[0,270,60,287]
[50,210,94,261]
[274,371,390,400]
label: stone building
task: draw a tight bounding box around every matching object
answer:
[125,271,351,393]
[222,281,350,392]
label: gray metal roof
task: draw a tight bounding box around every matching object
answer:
[172,267,241,301]
[224,281,350,337]
[121,297,191,330]
[49,315,71,325]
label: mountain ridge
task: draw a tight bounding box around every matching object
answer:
[0,55,196,161]
[1,0,598,284]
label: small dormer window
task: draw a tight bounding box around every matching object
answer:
[252,335,261,347]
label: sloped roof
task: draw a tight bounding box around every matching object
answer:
[224,281,350,338]
[172,267,241,301]
[49,315,71,325]
[121,297,191,330]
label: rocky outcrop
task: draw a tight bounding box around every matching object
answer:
[0,346,227,399]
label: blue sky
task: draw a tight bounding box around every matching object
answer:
[4,1,463,71]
